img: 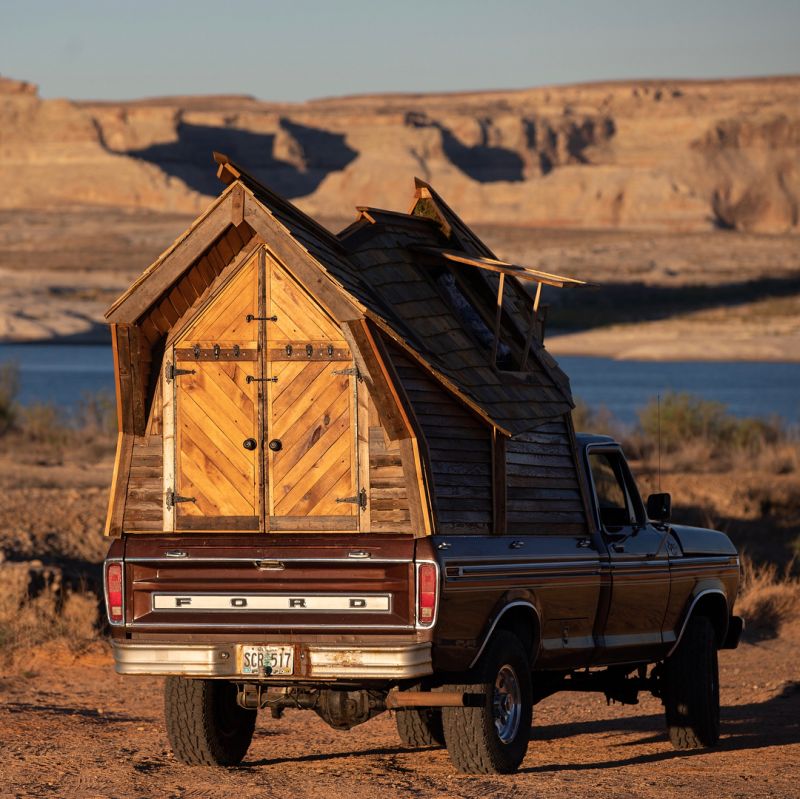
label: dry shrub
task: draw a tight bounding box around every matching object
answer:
[737,556,800,641]
[0,361,19,435]
[18,403,70,447]
[661,438,718,473]
[615,392,800,475]
[0,563,99,656]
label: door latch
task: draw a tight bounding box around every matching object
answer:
[165,361,196,382]
[336,488,367,510]
[332,367,362,381]
[166,489,196,510]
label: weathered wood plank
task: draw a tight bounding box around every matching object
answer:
[107,191,234,323]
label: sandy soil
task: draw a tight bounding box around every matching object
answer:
[1,623,798,799]
[1,207,799,362]
[546,297,800,361]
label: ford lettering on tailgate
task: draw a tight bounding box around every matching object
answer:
[152,594,391,611]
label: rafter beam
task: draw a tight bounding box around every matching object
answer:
[412,246,589,289]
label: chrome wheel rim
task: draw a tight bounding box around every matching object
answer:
[493,664,521,743]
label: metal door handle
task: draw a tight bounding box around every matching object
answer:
[243,438,257,450]
[268,439,283,452]
[509,540,525,549]
[612,543,626,553]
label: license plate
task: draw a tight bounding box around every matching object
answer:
[239,645,294,676]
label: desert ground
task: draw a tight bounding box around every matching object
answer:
[1,206,799,361]
[0,625,798,799]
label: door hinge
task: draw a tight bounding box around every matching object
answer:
[166,489,196,510]
[165,361,196,383]
[332,367,362,381]
[336,488,367,510]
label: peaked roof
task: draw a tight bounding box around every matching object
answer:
[107,154,583,435]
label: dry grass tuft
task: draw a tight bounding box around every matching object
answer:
[0,562,99,658]
[737,556,800,641]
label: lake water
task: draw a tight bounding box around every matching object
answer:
[0,344,798,427]
[561,356,800,427]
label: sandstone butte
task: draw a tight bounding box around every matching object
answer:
[0,73,798,233]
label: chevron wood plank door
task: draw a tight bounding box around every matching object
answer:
[264,257,359,532]
[171,252,261,531]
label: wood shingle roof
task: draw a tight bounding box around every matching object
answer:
[109,153,583,436]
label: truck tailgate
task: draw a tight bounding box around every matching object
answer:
[122,535,415,633]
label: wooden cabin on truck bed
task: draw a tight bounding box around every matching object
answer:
[104,153,588,540]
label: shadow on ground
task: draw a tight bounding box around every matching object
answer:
[547,273,800,331]
[242,683,800,769]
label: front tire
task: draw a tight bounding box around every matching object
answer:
[441,631,533,774]
[164,677,256,766]
[662,615,720,749]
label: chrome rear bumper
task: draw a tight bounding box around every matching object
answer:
[112,641,432,680]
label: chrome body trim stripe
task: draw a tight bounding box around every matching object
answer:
[124,556,412,564]
[669,557,737,567]
[126,621,415,630]
[452,560,600,577]
[112,641,432,679]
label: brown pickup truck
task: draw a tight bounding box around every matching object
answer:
[102,158,742,774]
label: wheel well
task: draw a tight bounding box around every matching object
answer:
[493,605,541,666]
[687,592,729,647]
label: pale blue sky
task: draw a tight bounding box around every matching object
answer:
[3,0,799,101]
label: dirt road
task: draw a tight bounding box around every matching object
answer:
[2,623,798,799]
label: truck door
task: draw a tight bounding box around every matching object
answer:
[587,447,670,663]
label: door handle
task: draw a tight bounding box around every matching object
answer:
[509,540,525,549]
[612,543,626,553]
[242,438,257,451]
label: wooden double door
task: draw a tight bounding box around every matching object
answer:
[168,248,361,532]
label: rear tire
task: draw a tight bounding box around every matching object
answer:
[164,677,256,766]
[662,615,720,749]
[396,706,445,748]
[441,631,532,774]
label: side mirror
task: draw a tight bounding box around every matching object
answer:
[647,492,671,523]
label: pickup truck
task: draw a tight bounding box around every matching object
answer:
[102,166,741,774]
[104,433,741,774]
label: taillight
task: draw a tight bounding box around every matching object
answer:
[105,562,124,624]
[417,562,438,627]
